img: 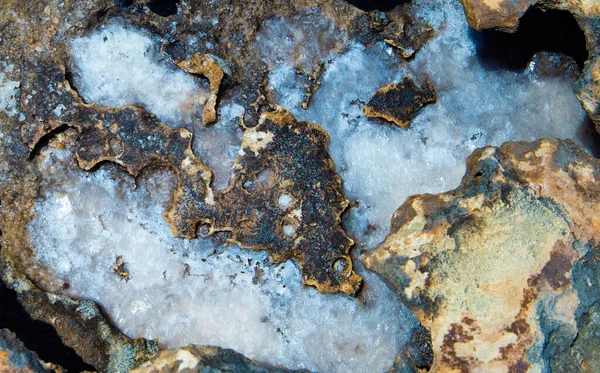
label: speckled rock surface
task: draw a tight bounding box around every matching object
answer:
[363,139,600,372]
[458,0,600,132]
[1,0,597,371]
[131,345,310,373]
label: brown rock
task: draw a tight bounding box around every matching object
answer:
[364,77,436,128]
[18,60,361,294]
[131,345,309,373]
[177,54,225,125]
[363,139,600,372]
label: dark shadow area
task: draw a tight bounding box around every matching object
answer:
[0,279,96,372]
[470,7,588,71]
[577,116,600,158]
[343,0,406,11]
[147,0,179,17]
[27,123,71,161]
[119,0,134,7]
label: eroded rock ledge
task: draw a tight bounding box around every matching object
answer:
[363,139,600,372]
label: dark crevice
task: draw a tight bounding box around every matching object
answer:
[470,7,589,71]
[64,69,87,104]
[27,124,73,161]
[343,0,406,12]
[0,279,96,372]
[577,116,600,158]
[118,0,134,7]
[147,0,179,17]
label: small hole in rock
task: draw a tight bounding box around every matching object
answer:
[257,168,276,189]
[147,0,179,17]
[333,257,349,273]
[344,0,406,11]
[108,137,123,156]
[196,223,211,237]
[282,224,296,238]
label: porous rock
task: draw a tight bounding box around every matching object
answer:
[363,139,600,372]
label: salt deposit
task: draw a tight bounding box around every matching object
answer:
[30,147,412,373]
[69,22,208,125]
[255,8,347,71]
[268,0,590,247]
[0,70,19,117]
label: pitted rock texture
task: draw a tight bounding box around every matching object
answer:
[11,6,363,297]
[458,0,600,131]
[18,60,360,294]
[363,139,600,372]
[363,77,436,128]
[132,345,310,373]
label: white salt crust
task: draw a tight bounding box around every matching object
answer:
[255,8,347,71]
[268,0,590,247]
[69,22,209,125]
[0,70,19,117]
[31,148,410,373]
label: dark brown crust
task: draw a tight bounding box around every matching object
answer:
[364,77,436,128]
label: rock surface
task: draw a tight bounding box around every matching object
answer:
[363,77,436,128]
[458,0,600,132]
[0,330,53,373]
[132,346,310,373]
[363,139,600,372]
[0,0,597,371]
[0,0,430,370]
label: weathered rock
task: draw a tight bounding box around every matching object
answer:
[458,0,600,131]
[0,0,423,369]
[363,139,600,372]
[578,56,600,128]
[131,345,310,373]
[17,59,361,294]
[363,77,436,128]
[0,330,53,373]
[177,54,225,125]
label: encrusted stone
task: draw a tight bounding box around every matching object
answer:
[132,345,310,373]
[364,77,436,128]
[363,139,600,372]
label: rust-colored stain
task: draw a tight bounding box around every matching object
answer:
[177,53,225,125]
